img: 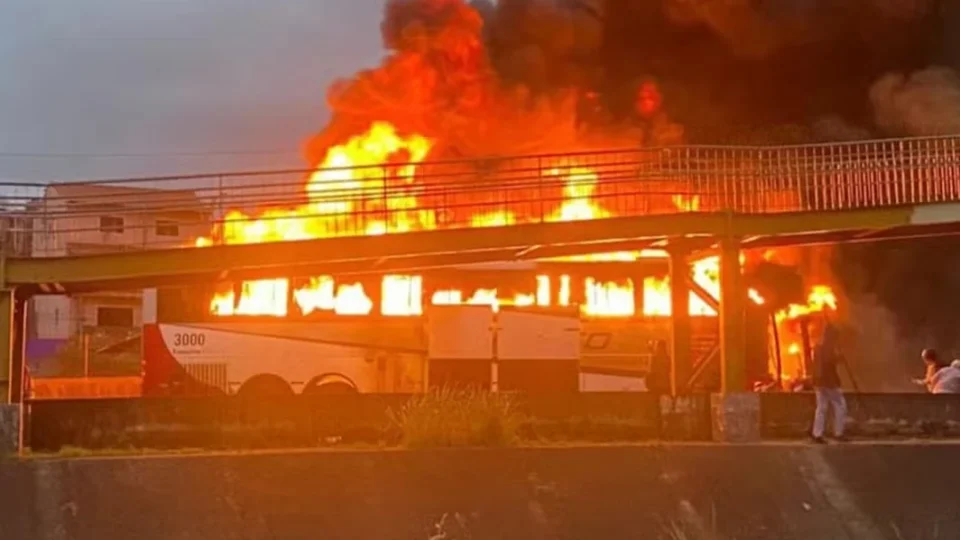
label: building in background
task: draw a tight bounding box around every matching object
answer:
[0,201,39,258]
[27,183,211,342]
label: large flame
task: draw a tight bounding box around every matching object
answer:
[640,255,766,317]
[201,121,783,319]
[205,123,436,316]
[772,285,839,384]
[198,121,835,366]
[206,121,434,251]
[203,122,695,317]
[776,286,838,322]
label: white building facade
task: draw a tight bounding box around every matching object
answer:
[28,183,210,340]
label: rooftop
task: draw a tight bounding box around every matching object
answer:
[44,183,209,214]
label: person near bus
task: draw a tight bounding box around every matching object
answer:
[810,320,847,444]
[914,349,960,394]
[646,340,671,394]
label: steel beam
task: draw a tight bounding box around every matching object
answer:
[0,289,26,404]
[668,242,691,396]
[719,237,746,393]
[0,290,11,403]
[4,213,728,290]
[686,276,720,313]
[728,207,914,237]
[0,205,932,295]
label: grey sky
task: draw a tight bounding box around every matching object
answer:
[0,0,384,183]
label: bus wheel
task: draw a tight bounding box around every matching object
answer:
[237,374,293,399]
[302,375,358,396]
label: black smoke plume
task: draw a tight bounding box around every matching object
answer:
[472,0,950,140]
[466,0,960,358]
[315,0,960,358]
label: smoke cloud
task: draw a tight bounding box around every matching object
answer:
[300,0,960,374]
[474,0,945,142]
[306,0,956,161]
[844,295,918,392]
[307,0,685,164]
[662,0,936,57]
[870,66,960,136]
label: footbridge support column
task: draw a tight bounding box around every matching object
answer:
[712,237,760,442]
[0,288,27,454]
[667,243,691,396]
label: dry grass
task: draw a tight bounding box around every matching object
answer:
[390,387,520,449]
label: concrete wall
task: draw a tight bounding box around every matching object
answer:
[33,198,206,257]
[30,296,72,340]
[27,393,691,452]
[1,444,957,540]
[26,393,960,453]
[760,392,960,438]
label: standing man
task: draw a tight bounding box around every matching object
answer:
[811,320,848,444]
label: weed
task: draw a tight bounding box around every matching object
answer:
[389,387,520,449]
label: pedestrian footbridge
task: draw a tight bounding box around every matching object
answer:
[5,135,960,293]
[3,135,960,401]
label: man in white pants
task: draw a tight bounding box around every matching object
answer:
[811,321,847,444]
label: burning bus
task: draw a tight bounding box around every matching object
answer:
[141,260,752,397]
[136,120,837,398]
[25,124,840,400]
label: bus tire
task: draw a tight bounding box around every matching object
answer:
[237,374,293,399]
[302,374,358,396]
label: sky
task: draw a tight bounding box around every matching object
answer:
[0,0,385,184]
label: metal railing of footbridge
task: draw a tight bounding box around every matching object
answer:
[3,135,960,256]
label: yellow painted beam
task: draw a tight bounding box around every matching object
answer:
[668,244,691,396]
[729,207,914,237]
[0,205,936,292]
[0,290,11,403]
[4,213,730,288]
[719,237,746,394]
[0,289,24,405]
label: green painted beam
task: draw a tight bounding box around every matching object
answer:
[718,237,746,394]
[0,205,932,292]
[0,290,11,403]
[729,207,914,237]
[3,213,729,288]
[0,289,24,405]
[668,244,691,396]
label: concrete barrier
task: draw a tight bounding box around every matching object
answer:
[0,405,18,455]
[1,444,957,540]
[27,393,707,452]
[761,392,960,438]
[20,393,960,453]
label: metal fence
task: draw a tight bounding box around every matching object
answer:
[4,135,960,255]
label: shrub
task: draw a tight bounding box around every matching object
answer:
[389,387,520,449]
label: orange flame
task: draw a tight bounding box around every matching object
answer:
[671,195,701,212]
[583,278,635,317]
[207,123,434,316]
[204,125,674,317]
[641,255,765,316]
[201,121,815,326]
[547,166,610,222]
[776,285,838,322]
[772,285,840,382]
[382,275,423,316]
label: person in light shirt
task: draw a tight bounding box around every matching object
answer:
[914,349,960,394]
